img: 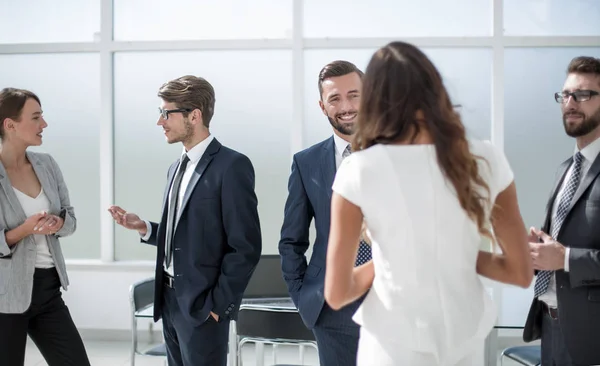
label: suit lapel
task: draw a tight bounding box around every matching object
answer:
[0,153,60,221]
[27,152,60,211]
[568,152,600,212]
[321,136,336,199]
[542,158,571,232]
[163,162,178,213]
[0,163,27,222]
[174,138,220,228]
[542,152,600,233]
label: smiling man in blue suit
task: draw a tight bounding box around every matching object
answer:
[279,60,372,365]
[108,75,262,366]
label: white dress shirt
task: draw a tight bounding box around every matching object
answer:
[540,136,600,308]
[141,135,215,276]
[333,133,351,170]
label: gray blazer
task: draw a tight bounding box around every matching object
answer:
[524,152,600,365]
[0,151,75,314]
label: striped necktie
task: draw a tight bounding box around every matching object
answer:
[534,152,583,297]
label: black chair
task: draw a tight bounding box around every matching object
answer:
[233,255,318,366]
[129,278,167,366]
[242,254,291,299]
[500,345,541,366]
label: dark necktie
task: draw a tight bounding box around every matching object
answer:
[342,144,373,266]
[534,152,583,297]
[165,154,190,269]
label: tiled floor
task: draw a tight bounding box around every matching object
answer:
[24,339,321,366]
[24,338,527,366]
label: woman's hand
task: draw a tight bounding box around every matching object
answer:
[33,214,64,235]
[21,211,49,235]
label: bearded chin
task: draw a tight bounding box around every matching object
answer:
[328,116,354,136]
[564,109,600,137]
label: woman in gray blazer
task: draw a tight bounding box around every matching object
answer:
[0,88,90,366]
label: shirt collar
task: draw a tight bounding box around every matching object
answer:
[182,134,215,164]
[576,136,600,164]
[333,133,350,157]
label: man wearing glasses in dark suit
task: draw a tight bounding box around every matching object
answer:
[109,75,262,366]
[524,56,600,366]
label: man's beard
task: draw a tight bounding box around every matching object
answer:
[327,113,356,136]
[563,107,600,137]
[169,118,194,144]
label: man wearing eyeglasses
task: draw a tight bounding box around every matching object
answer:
[524,56,600,366]
[108,75,262,366]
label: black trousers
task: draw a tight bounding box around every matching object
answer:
[312,300,360,366]
[541,309,584,366]
[161,282,230,366]
[0,267,90,366]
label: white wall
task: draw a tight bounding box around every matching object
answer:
[62,261,160,335]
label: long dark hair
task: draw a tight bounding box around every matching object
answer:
[353,41,493,241]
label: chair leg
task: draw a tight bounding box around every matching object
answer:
[238,339,249,366]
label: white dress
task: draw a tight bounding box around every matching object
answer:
[332,140,514,366]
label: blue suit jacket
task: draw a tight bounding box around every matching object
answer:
[279,136,352,329]
[144,138,262,326]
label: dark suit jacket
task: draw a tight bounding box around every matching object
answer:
[279,136,362,329]
[524,151,600,365]
[143,138,261,326]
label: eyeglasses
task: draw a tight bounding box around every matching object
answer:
[158,107,192,120]
[554,90,599,104]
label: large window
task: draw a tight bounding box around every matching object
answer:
[303,0,491,38]
[504,0,600,36]
[1,0,598,261]
[0,0,100,44]
[114,0,293,41]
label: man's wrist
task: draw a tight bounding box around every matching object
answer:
[137,226,147,236]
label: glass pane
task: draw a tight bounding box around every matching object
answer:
[114,0,292,41]
[303,48,492,148]
[0,54,101,259]
[304,0,491,38]
[114,50,292,260]
[504,48,600,228]
[0,0,100,43]
[504,0,600,36]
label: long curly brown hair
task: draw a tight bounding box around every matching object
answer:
[352,41,493,242]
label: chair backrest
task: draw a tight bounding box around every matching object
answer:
[236,308,315,341]
[129,277,155,312]
[243,254,290,299]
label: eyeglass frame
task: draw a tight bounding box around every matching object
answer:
[158,107,193,120]
[554,90,599,104]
